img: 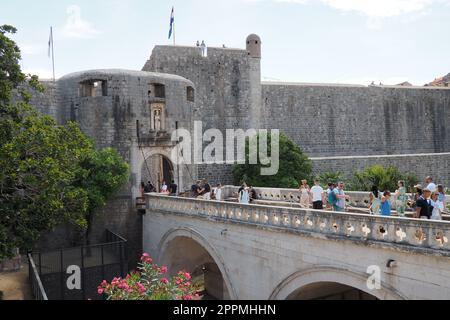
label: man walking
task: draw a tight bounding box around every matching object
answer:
[334,182,350,212]
[169,180,178,196]
[310,179,325,210]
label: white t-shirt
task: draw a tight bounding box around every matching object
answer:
[310,185,324,202]
[431,200,444,220]
[427,182,437,193]
[215,188,222,201]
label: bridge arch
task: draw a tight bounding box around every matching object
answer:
[156,227,238,300]
[269,266,406,300]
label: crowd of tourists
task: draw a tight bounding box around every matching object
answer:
[141,175,447,220]
[190,179,224,202]
[297,176,447,220]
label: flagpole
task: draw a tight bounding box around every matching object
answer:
[50,26,55,82]
[173,8,176,46]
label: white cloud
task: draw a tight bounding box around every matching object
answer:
[62,5,101,39]
[320,0,434,18]
[252,0,449,18]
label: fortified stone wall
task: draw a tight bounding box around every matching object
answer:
[261,83,450,157]
[311,152,450,187]
[143,41,450,186]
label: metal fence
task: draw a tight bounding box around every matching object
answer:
[28,253,48,300]
[29,229,127,300]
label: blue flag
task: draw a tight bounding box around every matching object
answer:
[168,7,174,39]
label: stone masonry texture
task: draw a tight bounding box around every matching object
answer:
[21,35,450,261]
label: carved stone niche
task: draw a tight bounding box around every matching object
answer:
[150,103,166,133]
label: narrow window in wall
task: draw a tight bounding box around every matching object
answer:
[187,86,195,102]
[149,83,165,99]
[79,80,108,97]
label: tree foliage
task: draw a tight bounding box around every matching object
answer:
[317,171,344,185]
[347,165,418,192]
[232,133,312,188]
[0,25,129,259]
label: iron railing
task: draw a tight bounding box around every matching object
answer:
[29,229,127,300]
[28,253,48,300]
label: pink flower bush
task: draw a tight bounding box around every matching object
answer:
[98,253,200,300]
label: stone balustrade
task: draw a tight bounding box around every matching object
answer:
[147,193,450,254]
[222,185,377,208]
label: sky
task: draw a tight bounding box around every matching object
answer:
[1,0,450,85]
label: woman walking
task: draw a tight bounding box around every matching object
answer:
[431,192,444,220]
[437,185,446,207]
[395,180,408,217]
[299,180,311,208]
[369,185,381,215]
[380,191,392,216]
[239,186,250,204]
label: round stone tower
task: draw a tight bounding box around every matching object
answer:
[246,34,261,59]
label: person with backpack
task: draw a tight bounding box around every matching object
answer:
[327,183,338,211]
[334,182,350,212]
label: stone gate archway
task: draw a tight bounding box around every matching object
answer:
[141,153,174,192]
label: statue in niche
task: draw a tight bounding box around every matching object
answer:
[153,109,162,132]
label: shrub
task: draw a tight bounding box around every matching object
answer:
[347,165,418,192]
[317,171,344,185]
[99,254,200,300]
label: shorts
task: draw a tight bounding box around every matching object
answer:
[313,201,323,210]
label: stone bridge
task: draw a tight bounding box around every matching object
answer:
[143,193,450,300]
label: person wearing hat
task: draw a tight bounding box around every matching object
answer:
[409,184,423,209]
[415,187,432,219]
[425,176,437,193]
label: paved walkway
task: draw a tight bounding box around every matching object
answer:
[0,262,32,300]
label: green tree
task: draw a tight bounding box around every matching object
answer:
[232,133,312,188]
[75,147,129,246]
[0,25,129,259]
[348,165,418,192]
[318,171,344,185]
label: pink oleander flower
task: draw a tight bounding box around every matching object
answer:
[161,278,169,284]
[136,283,146,294]
[141,253,153,263]
[184,295,193,300]
[101,280,107,287]
[161,266,168,274]
[98,288,104,295]
[184,272,191,280]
